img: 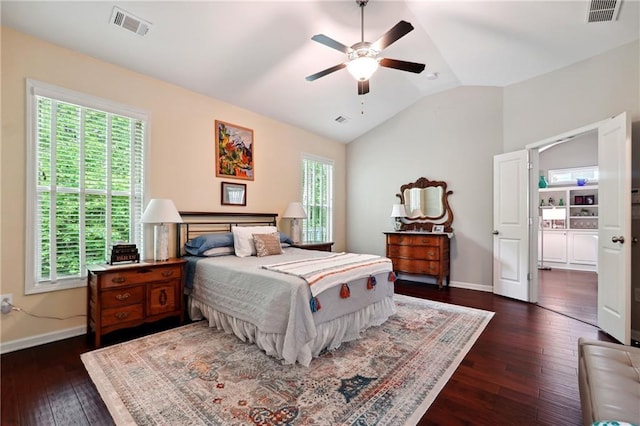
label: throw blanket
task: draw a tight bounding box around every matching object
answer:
[262,252,393,298]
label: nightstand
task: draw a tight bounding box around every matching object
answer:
[291,241,334,252]
[87,258,186,347]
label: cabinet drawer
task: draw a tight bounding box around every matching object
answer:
[387,245,439,260]
[101,304,143,327]
[101,265,182,289]
[147,282,178,316]
[387,234,441,247]
[101,286,144,308]
[392,258,441,275]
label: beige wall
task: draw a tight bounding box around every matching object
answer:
[0,27,346,346]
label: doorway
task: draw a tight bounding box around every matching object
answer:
[535,131,598,325]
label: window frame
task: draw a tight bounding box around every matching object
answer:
[301,153,334,243]
[25,79,149,294]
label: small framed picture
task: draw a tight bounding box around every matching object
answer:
[221,182,246,206]
[585,195,595,205]
[432,225,445,233]
[574,195,584,205]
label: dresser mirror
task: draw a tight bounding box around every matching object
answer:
[397,177,454,232]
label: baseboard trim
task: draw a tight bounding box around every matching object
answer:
[397,273,493,293]
[0,325,86,354]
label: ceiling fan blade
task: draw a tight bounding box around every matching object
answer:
[358,80,370,95]
[305,63,347,81]
[311,34,351,54]
[379,58,425,74]
[371,20,414,51]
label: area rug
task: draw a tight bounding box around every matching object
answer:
[81,294,494,425]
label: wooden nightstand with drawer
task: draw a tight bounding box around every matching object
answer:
[87,258,186,347]
[385,232,451,288]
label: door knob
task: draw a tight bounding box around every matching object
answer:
[633,237,638,244]
[611,236,625,243]
[492,230,499,235]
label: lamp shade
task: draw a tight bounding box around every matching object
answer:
[390,204,407,218]
[541,207,565,220]
[283,202,307,219]
[141,199,183,224]
[347,56,379,81]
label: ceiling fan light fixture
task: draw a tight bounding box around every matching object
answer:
[347,56,379,81]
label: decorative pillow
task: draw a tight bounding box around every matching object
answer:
[202,246,235,257]
[253,233,283,257]
[279,233,294,245]
[185,232,234,255]
[232,226,278,257]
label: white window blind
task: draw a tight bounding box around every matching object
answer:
[301,154,334,243]
[26,80,147,293]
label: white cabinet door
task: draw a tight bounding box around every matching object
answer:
[541,231,567,262]
[568,231,598,265]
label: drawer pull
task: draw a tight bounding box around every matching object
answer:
[161,270,174,278]
[111,277,126,284]
[115,293,130,301]
[115,312,129,320]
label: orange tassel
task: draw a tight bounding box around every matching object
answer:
[367,276,377,290]
[388,271,397,282]
[340,283,350,299]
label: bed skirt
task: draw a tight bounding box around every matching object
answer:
[189,295,397,367]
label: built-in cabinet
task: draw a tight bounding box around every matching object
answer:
[539,185,598,271]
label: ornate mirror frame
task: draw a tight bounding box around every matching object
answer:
[396,177,454,232]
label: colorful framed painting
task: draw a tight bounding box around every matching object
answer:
[215,120,254,181]
[221,182,247,206]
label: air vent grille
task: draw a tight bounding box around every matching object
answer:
[586,0,621,23]
[335,115,350,124]
[110,6,151,36]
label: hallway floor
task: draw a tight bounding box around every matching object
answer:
[537,268,597,325]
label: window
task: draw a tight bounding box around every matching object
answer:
[301,154,334,243]
[548,166,599,186]
[26,80,147,294]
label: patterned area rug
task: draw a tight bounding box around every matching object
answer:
[82,294,493,425]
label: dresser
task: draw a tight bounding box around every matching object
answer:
[385,232,451,288]
[87,258,186,346]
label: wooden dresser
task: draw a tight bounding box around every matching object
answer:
[87,258,186,346]
[385,232,451,288]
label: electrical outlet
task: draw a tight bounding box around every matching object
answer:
[1,294,13,314]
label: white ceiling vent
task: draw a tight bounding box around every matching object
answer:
[335,115,350,124]
[586,0,622,23]
[110,6,151,36]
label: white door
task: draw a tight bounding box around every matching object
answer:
[493,150,530,301]
[597,112,631,344]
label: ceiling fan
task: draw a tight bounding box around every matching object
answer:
[305,0,426,95]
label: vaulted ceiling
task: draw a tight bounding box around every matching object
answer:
[2,1,638,143]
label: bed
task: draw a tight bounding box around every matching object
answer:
[176,212,397,366]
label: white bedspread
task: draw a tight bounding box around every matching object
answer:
[187,247,396,366]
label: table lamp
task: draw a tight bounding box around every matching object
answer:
[391,204,407,231]
[141,199,183,261]
[283,202,307,244]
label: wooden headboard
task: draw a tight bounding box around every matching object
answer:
[175,211,278,256]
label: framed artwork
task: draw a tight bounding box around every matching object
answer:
[432,225,445,233]
[585,195,595,205]
[221,182,247,206]
[215,120,254,181]
[574,195,584,205]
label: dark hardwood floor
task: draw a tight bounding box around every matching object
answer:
[1,282,615,425]
[537,269,597,326]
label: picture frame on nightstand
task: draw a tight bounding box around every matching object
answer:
[432,225,445,233]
